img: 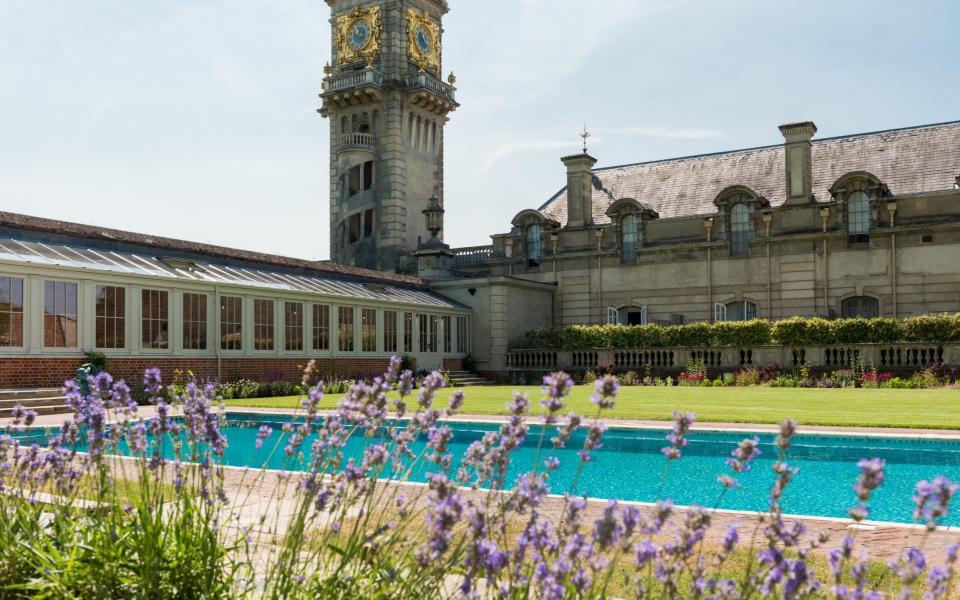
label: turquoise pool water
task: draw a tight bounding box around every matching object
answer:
[17,413,960,525]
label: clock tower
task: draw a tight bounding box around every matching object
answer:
[320,0,458,271]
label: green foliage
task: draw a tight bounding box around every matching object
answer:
[903,314,960,342]
[462,353,476,373]
[513,313,960,349]
[83,350,108,372]
[215,379,307,400]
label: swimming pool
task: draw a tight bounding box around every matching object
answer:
[18,412,960,525]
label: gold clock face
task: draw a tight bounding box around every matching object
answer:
[336,7,382,65]
[406,9,441,72]
[347,19,373,51]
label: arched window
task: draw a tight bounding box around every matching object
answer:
[718,300,757,322]
[730,204,750,256]
[526,223,542,263]
[847,191,871,243]
[841,296,879,318]
[621,214,639,262]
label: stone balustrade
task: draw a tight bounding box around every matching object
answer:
[452,245,493,267]
[407,73,456,100]
[339,132,377,150]
[505,343,960,373]
[322,69,383,94]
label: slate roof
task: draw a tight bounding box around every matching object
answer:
[539,120,960,225]
[0,211,425,287]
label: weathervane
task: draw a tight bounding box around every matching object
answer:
[579,124,591,154]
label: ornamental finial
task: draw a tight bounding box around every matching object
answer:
[579,124,591,154]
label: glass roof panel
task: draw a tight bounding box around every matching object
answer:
[0,237,462,310]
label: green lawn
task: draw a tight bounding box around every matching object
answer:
[224,384,960,430]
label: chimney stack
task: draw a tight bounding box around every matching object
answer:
[778,121,817,204]
[561,152,597,228]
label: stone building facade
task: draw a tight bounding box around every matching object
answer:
[316,1,960,376]
[443,120,960,373]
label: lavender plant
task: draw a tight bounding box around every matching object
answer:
[2,361,960,598]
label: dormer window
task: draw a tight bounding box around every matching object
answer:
[713,188,767,258]
[847,190,871,244]
[831,173,884,247]
[621,214,640,262]
[604,198,656,264]
[730,203,750,256]
[526,223,542,263]
[510,209,560,268]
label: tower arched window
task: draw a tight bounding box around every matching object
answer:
[621,213,639,262]
[841,295,879,318]
[730,203,751,256]
[847,191,871,244]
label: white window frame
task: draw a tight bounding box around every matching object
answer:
[714,302,727,323]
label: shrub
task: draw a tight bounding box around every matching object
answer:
[904,313,960,342]
[829,369,858,388]
[513,312,960,351]
[712,319,772,346]
[621,370,640,386]
[733,368,761,387]
[911,368,940,389]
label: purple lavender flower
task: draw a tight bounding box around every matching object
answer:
[635,540,659,567]
[717,474,739,489]
[926,565,950,599]
[578,421,607,463]
[255,425,273,450]
[854,458,885,501]
[544,456,560,471]
[590,374,618,410]
[913,476,959,530]
[889,546,927,596]
[662,411,697,460]
[448,390,465,413]
[726,436,761,474]
[592,500,624,550]
[397,369,415,398]
[127,422,147,455]
[552,411,582,449]
[417,371,446,409]
[776,419,798,453]
[541,371,574,422]
[143,368,163,397]
[507,391,530,416]
[417,473,464,566]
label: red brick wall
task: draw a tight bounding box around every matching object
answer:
[0,356,393,389]
[442,358,465,371]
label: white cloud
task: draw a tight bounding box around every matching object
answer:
[479,137,605,172]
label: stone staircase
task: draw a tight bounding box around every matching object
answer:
[0,388,70,419]
[446,370,496,387]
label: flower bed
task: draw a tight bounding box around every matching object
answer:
[2,362,960,597]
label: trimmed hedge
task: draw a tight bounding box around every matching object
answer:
[513,313,960,350]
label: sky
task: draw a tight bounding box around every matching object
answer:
[1,0,958,260]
